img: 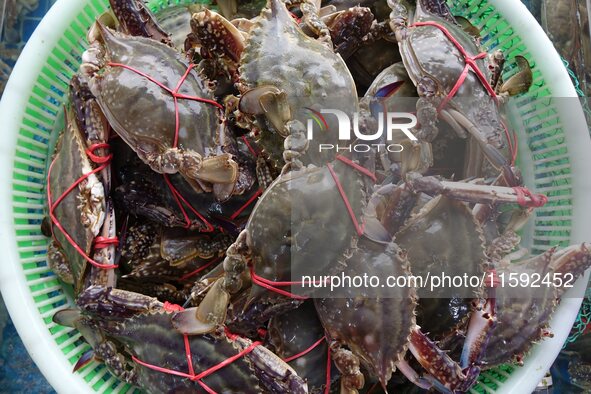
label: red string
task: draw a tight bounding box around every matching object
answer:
[513,186,548,208]
[94,236,119,249]
[283,336,326,363]
[132,304,261,393]
[162,174,215,232]
[47,143,118,269]
[246,157,374,299]
[410,21,518,164]
[411,21,496,100]
[248,264,308,300]
[107,62,223,232]
[241,136,258,157]
[336,155,377,182]
[230,189,263,220]
[179,255,224,281]
[327,163,365,236]
[85,143,112,164]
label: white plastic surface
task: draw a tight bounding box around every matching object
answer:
[0,2,95,394]
[0,0,588,393]
[491,1,591,392]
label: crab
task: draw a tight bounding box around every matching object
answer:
[79,8,240,201]
[54,286,309,393]
[178,123,369,335]
[437,235,591,369]
[45,76,118,293]
[387,0,533,184]
[267,301,335,393]
[312,164,567,393]
[118,222,231,287]
[189,0,362,173]
[111,129,260,232]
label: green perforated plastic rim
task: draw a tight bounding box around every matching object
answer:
[0,1,589,393]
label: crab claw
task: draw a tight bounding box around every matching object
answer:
[239,86,292,137]
[499,56,533,96]
[108,0,171,45]
[190,8,245,80]
[461,297,496,367]
[171,279,229,334]
[408,328,480,393]
[550,243,591,290]
[73,349,96,372]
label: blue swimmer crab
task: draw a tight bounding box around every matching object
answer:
[267,301,335,393]
[313,168,564,393]
[80,9,240,200]
[112,138,260,232]
[236,0,360,168]
[117,222,232,304]
[178,126,369,335]
[46,75,119,293]
[437,233,591,369]
[54,286,308,393]
[387,0,533,183]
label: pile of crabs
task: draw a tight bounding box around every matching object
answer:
[43,0,591,393]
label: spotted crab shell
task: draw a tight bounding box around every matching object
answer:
[239,0,359,166]
[315,241,416,386]
[48,109,105,293]
[89,26,220,173]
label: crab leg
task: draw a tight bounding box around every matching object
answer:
[69,77,118,288]
[461,294,496,368]
[285,0,333,46]
[408,328,480,393]
[407,175,547,207]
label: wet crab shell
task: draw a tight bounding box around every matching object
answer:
[47,108,106,293]
[399,4,505,148]
[394,195,486,339]
[106,311,264,393]
[239,0,359,166]
[86,25,224,184]
[245,159,366,304]
[315,241,416,386]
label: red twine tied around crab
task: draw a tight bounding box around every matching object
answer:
[282,335,332,394]
[410,21,518,166]
[248,263,308,300]
[513,186,548,208]
[107,62,264,231]
[247,155,375,299]
[131,309,261,394]
[47,141,119,270]
[107,62,225,232]
[329,155,377,236]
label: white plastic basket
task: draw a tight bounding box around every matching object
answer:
[0,0,589,393]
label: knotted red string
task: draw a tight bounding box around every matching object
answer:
[132,303,261,394]
[513,186,548,208]
[248,155,375,299]
[47,142,118,269]
[410,21,517,165]
[162,174,215,232]
[107,62,225,231]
